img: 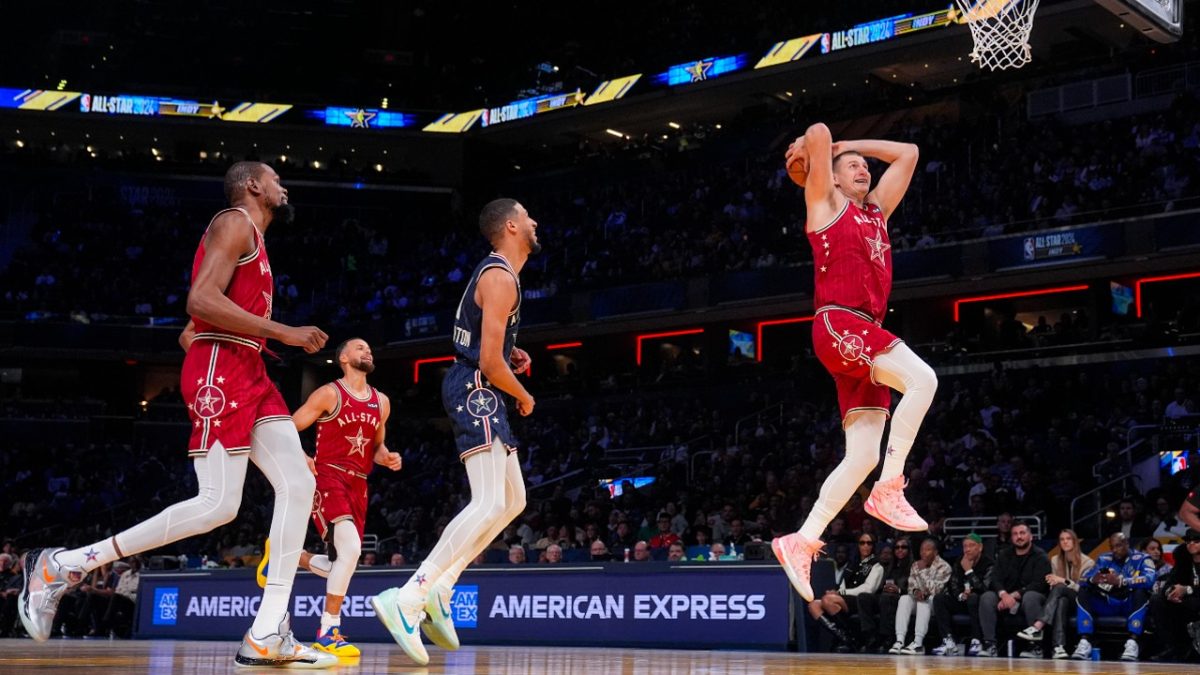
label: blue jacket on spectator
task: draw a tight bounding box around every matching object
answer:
[1082,550,1155,590]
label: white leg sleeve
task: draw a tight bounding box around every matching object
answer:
[248,420,316,637]
[438,451,526,587]
[59,443,248,572]
[872,343,938,481]
[404,439,507,592]
[326,520,360,598]
[799,411,886,541]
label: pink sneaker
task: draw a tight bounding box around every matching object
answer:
[771,532,824,602]
[865,475,929,532]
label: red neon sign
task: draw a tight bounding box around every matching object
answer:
[952,284,1090,322]
[412,356,455,383]
[754,316,814,362]
[1135,271,1200,318]
[635,329,703,366]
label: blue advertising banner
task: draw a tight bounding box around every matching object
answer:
[136,563,794,649]
[988,223,1122,270]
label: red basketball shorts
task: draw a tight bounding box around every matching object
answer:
[811,306,903,422]
[311,464,368,541]
[181,336,291,457]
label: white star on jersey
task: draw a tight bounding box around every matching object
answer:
[865,231,891,265]
[345,426,370,457]
[196,390,221,415]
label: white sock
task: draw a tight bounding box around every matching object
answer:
[872,344,938,481]
[247,420,316,637]
[320,611,340,635]
[799,412,886,541]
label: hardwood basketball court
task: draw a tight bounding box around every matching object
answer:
[2,639,1196,674]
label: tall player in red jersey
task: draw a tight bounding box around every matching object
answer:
[18,162,336,669]
[772,124,939,602]
[256,337,401,657]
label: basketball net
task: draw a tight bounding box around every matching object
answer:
[953,0,1040,71]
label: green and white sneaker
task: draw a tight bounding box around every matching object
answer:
[420,582,461,650]
[371,587,429,666]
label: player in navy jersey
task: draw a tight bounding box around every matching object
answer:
[773,124,937,604]
[373,198,536,665]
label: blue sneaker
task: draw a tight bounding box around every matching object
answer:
[313,626,360,657]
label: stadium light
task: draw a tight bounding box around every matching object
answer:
[952,284,1090,322]
[1135,271,1200,318]
[413,356,455,383]
[605,128,626,138]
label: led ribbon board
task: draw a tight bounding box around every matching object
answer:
[312,107,417,129]
[480,90,585,127]
[656,55,747,86]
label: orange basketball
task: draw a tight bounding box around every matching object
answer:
[786,156,808,188]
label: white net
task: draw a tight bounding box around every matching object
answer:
[954,0,1040,71]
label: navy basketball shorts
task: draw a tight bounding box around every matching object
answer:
[442,362,517,461]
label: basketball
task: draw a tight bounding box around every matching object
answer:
[786,155,808,188]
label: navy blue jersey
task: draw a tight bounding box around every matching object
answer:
[451,252,521,367]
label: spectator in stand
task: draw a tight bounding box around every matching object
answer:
[589,540,610,562]
[104,558,141,638]
[809,533,883,653]
[1149,528,1200,662]
[890,538,951,655]
[544,544,563,564]
[1071,532,1156,661]
[361,552,377,567]
[709,543,727,560]
[508,546,527,565]
[667,542,686,562]
[858,536,912,652]
[1141,538,1173,595]
[649,513,681,549]
[389,553,407,566]
[727,518,752,549]
[632,541,652,562]
[1110,498,1155,540]
[932,533,993,656]
[977,522,1051,657]
[1016,529,1095,659]
[0,554,19,638]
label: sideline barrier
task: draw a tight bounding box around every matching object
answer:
[136,561,798,650]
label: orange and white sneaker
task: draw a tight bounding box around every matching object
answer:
[865,475,929,532]
[771,532,824,602]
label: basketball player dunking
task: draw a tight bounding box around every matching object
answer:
[372,199,536,665]
[772,124,938,602]
[19,162,336,669]
[255,337,402,657]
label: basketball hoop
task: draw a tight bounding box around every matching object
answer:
[953,0,1040,71]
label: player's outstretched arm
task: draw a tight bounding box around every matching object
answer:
[840,139,919,220]
[477,268,535,416]
[186,213,328,353]
[372,393,401,471]
[292,384,337,432]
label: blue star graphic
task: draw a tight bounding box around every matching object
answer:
[415,573,427,587]
[84,548,99,563]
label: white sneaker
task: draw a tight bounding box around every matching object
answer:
[371,587,429,666]
[234,612,337,669]
[1019,645,1042,659]
[1120,638,1138,662]
[900,641,925,655]
[931,636,958,656]
[977,641,997,657]
[1071,637,1092,660]
[887,640,904,654]
[1016,625,1043,642]
[18,548,83,643]
[420,582,460,651]
[1052,645,1069,660]
[966,638,982,656]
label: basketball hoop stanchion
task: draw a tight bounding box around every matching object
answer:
[953,0,1040,70]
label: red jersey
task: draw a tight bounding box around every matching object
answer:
[808,199,892,323]
[189,207,273,350]
[314,380,381,477]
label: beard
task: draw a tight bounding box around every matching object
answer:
[351,359,375,374]
[526,231,542,256]
[272,201,296,225]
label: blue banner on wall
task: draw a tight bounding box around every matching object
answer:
[136,563,793,649]
[989,223,1121,270]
